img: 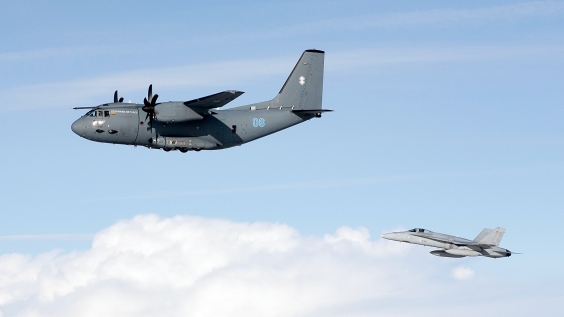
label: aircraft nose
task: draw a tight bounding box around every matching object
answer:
[71,119,82,136]
[380,233,393,240]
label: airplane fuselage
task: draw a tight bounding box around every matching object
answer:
[71,49,328,152]
[71,102,317,151]
[381,229,512,258]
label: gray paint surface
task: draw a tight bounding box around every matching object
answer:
[381,227,513,258]
[71,50,330,152]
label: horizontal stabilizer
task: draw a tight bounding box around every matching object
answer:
[184,90,244,110]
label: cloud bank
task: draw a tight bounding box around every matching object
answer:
[0,215,558,317]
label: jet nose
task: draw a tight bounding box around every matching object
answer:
[380,233,393,240]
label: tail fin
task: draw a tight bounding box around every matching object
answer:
[474,227,506,246]
[473,228,493,242]
[271,49,324,110]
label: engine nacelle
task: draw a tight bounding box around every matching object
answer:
[155,103,203,123]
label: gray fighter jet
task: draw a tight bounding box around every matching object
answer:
[381,227,514,258]
[71,49,331,152]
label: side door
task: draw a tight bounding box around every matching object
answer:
[110,109,139,145]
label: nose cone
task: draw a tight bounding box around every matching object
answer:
[71,119,82,136]
[380,233,393,240]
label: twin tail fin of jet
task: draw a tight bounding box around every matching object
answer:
[474,227,506,246]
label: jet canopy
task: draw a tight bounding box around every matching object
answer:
[408,228,432,233]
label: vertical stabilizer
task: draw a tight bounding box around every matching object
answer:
[476,227,506,246]
[473,228,493,242]
[270,49,324,110]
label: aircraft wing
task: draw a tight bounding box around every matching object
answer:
[452,241,479,246]
[184,90,244,112]
[423,235,479,246]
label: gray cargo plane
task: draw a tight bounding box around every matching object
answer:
[71,49,331,152]
[381,227,514,258]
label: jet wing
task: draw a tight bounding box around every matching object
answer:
[184,90,244,113]
[452,241,479,246]
[420,234,478,246]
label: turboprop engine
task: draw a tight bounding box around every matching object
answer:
[141,85,204,124]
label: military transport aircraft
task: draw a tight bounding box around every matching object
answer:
[71,49,330,152]
[381,227,515,258]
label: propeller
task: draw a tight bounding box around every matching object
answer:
[141,84,159,125]
[113,90,124,103]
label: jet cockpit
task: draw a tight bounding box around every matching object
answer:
[408,228,432,233]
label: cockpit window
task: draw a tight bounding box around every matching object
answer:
[104,110,110,117]
[97,110,103,117]
[84,110,96,117]
[409,228,431,233]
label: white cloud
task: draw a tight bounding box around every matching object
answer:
[1,56,293,111]
[0,47,106,64]
[4,43,563,112]
[0,215,560,317]
[452,266,475,280]
[323,1,564,30]
[0,234,93,242]
[224,2,564,40]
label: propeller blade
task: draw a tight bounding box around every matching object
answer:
[119,97,124,103]
[114,90,118,103]
[143,97,151,110]
[141,86,158,127]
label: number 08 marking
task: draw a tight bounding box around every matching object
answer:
[253,118,265,127]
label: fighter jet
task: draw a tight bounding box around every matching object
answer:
[381,227,514,258]
[71,49,331,152]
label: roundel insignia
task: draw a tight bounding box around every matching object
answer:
[299,76,305,85]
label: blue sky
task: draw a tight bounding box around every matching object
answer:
[1,1,563,315]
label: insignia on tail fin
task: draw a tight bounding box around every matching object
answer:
[271,49,325,110]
